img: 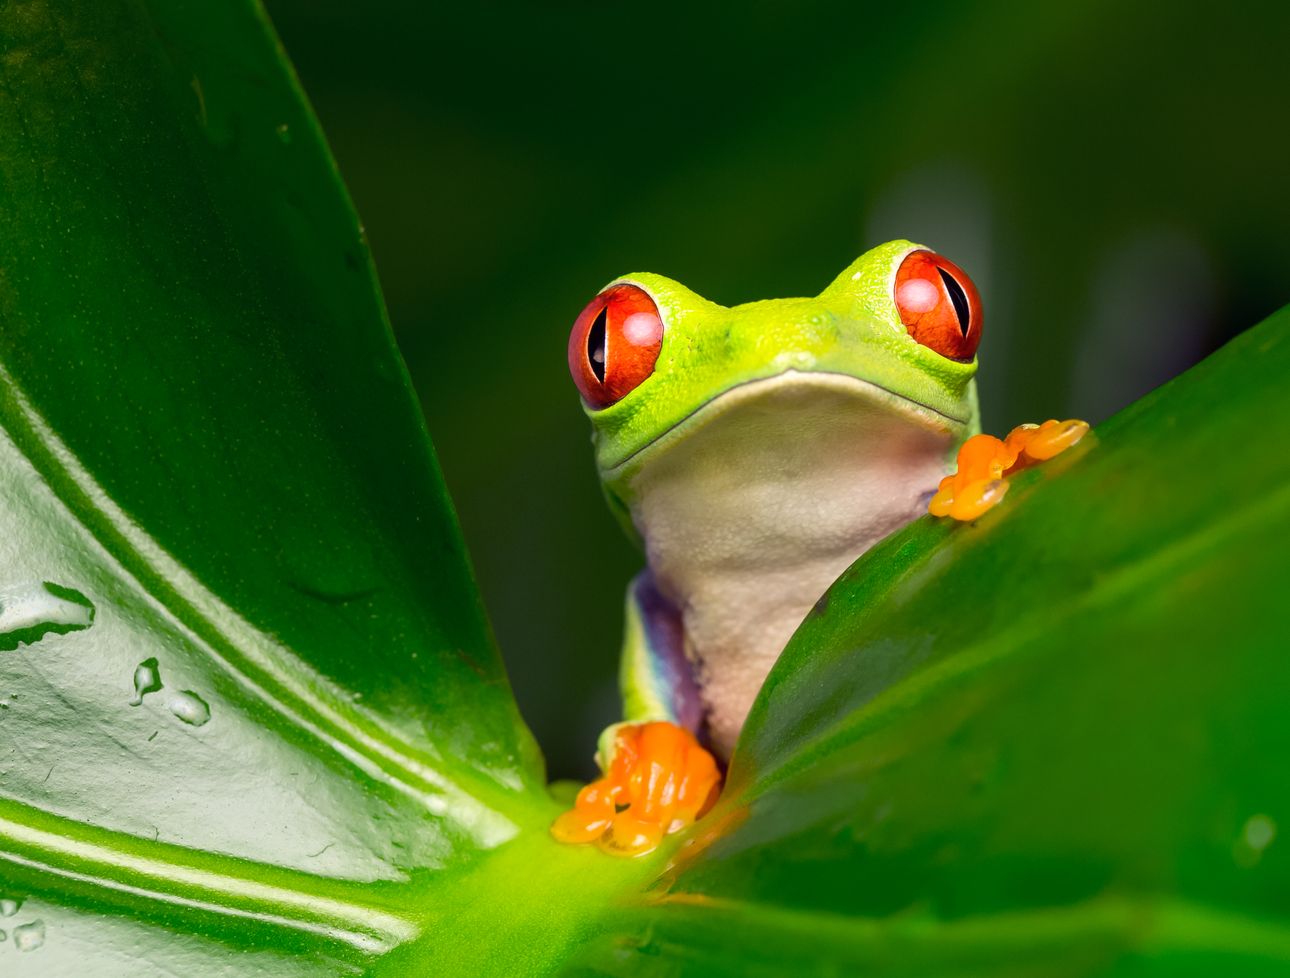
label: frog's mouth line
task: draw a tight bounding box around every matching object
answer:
[600,370,970,476]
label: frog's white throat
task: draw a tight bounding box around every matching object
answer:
[619,371,965,758]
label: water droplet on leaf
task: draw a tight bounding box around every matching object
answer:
[129,658,163,706]
[0,583,94,651]
[168,691,210,727]
[0,897,22,917]
[13,919,44,951]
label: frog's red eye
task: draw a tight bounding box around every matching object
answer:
[568,283,664,409]
[893,250,982,362]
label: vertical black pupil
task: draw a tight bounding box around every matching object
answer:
[587,306,608,382]
[938,268,971,337]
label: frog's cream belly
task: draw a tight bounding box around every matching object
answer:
[622,372,961,758]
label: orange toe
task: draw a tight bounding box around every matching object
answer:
[930,419,1088,521]
[551,721,722,857]
[947,478,1008,521]
[1018,419,1089,462]
[603,811,665,856]
[550,806,612,845]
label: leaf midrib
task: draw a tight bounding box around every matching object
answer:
[0,797,414,955]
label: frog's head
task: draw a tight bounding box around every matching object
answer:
[567,240,983,532]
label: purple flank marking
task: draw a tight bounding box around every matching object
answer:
[634,574,705,734]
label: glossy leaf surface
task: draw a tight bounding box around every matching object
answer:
[0,2,566,974]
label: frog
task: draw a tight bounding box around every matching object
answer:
[550,240,1087,856]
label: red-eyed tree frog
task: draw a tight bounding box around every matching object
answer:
[551,240,1087,855]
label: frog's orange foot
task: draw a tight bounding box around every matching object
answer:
[929,419,1088,522]
[551,721,721,857]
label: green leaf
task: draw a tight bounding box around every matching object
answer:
[0,2,597,974]
[565,309,1290,976]
[0,0,535,783]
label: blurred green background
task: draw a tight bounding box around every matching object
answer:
[263,0,1290,779]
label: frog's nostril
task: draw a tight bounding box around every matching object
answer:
[771,349,819,373]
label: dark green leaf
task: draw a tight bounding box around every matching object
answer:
[0,2,585,974]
